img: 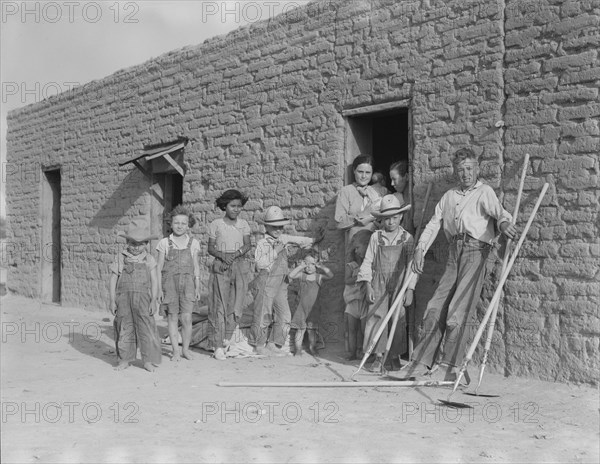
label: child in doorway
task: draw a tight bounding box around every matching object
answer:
[370,172,390,197]
[156,205,201,361]
[288,252,333,356]
[357,195,416,373]
[406,148,517,382]
[109,219,162,372]
[250,206,323,356]
[343,229,371,361]
[207,190,252,361]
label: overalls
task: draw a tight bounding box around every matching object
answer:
[161,238,195,314]
[114,255,161,364]
[208,256,250,349]
[412,234,492,368]
[363,230,411,356]
[291,274,322,331]
[249,247,290,347]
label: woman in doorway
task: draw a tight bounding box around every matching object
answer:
[389,160,413,233]
[334,155,382,249]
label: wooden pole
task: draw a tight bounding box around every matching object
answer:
[476,154,529,393]
[218,380,454,388]
[449,183,548,397]
[351,266,415,378]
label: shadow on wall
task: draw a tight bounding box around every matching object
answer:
[88,168,150,230]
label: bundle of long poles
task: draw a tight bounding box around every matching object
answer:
[448,182,549,397]
[351,266,416,379]
[475,154,529,393]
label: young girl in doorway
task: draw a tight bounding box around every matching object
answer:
[343,229,371,361]
[207,189,252,361]
[288,252,333,356]
[156,206,201,361]
[389,160,413,233]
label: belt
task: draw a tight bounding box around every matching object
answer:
[449,233,475,243]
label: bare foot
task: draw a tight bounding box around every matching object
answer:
[114,361,130,371]
[171,352,181,362]
[181,349,194,360]
[294,349,304,357]
[143,362,156,372]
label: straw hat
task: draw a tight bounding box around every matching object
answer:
[373,194,411,218]
[118,218,158,242]
[261,206,290,226]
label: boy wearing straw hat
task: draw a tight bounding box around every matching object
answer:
[250,206,321,356]
[407,148,517,381]
[109,219,162,372]
[357,194,416,373]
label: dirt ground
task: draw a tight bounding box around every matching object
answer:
[1,294,598,464]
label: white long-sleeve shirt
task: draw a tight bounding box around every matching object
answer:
[254,234,313,272]
[417,181,512,253]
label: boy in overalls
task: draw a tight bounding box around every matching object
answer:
[156,206,201,361]
[357,195,416,373]
[407,148,517,382]
[250,206,319,356]
[109,219,162,372]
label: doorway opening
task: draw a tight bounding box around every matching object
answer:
[41,169,61,303]
[153,173,183,236]
[346,107,412,207]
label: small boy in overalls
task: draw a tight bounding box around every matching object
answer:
[407,148,517,382]
[156,206,201,361]
[109,219,162,372]
[250,206,320,356]
[357,195,416,373]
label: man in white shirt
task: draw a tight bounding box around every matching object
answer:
[408,148,517,381]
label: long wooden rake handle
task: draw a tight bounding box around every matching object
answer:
[477,154,529,389]
[450,182,549,394]
[351,266,415,378]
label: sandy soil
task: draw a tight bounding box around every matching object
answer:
[1,294,598,463]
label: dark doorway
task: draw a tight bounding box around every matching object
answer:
[346,108,411,201]
[152,173,183,236]
[41,169,61,303]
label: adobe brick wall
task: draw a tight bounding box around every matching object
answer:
[4,0,598,383]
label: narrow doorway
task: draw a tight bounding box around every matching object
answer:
[346,108,411,210]
[151,173,183,236]
[41,169,61,303]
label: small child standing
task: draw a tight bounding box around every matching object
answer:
[357,195,416,373]
[288,252,333,356]
[156,206,201,361]
[207,190,252,361]
[250,206,321,356]
[343,229,371,361]
[109,219,162,372]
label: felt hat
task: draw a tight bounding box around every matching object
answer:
[118,218,158,242]
[261,206,290,226]
[373,194,411,218]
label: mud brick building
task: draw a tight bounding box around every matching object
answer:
[5,0,599,383]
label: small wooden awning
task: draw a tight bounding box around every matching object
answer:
[119,137,188,177]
